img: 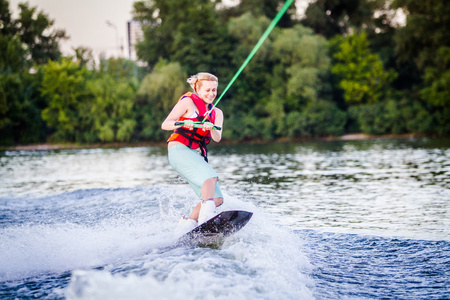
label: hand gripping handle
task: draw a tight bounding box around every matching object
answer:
[174,121,222,131]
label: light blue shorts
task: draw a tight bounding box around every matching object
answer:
[168,144,223,200]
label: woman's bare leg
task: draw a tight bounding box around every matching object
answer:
[190,177,223,221]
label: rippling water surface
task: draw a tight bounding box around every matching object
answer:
[1,137,449,299]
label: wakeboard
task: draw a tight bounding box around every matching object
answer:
[178,210,253,248]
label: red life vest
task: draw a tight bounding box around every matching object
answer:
[167,92,216,161]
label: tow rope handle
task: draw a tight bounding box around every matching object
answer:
[174,121,222,131]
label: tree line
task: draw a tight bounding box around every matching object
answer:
[1,0,449,147]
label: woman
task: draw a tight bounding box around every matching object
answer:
[161,72,224,234]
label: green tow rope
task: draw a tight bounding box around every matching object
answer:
[200,0,295,124]
[177,0,294,129]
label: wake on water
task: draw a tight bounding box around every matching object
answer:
[0,186,314,299]
[1,187,448,299]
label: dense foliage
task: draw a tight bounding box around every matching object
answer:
[1,0,449,146]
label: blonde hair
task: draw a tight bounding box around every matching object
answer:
[187,72,218,92]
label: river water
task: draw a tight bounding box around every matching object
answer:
[1,137,449,299]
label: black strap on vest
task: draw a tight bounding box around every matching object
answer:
[174,126,212,162]
[175,102,214,162]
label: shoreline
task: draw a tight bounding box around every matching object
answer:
[2,133,428,152]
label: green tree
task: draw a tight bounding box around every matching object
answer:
[0,0,15,35]
[268,24,333,137]
[0,70,47,145]
[226,13,274,111]
[40,56,143,144]
[0,34,27,135]
[272,24,330,107]
[133,0,230,75]
[420,47,450,134]
[40,59,89,142]
[223,13,276,140]
[392,0,450,135]
[219,0,297,28]
[14,2,67,65]
[97,57,142,81]
[350,95,433,135]
[88,75,137,142]
[286,100,346,137]
[0,0,67,145]
[73,46,95,69]
[136,60,187,141]
[330,31,396,104]
[421,47,450,108]
[302,0,390,39]
[392,0,450,72]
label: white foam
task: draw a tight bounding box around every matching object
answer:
[1,188,314,298]
[64,193,315,300]
[0,217,175,281]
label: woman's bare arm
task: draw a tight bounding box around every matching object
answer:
[161,99,194,131]
[210,108,223,142]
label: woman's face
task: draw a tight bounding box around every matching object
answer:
[197,80,217,105]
